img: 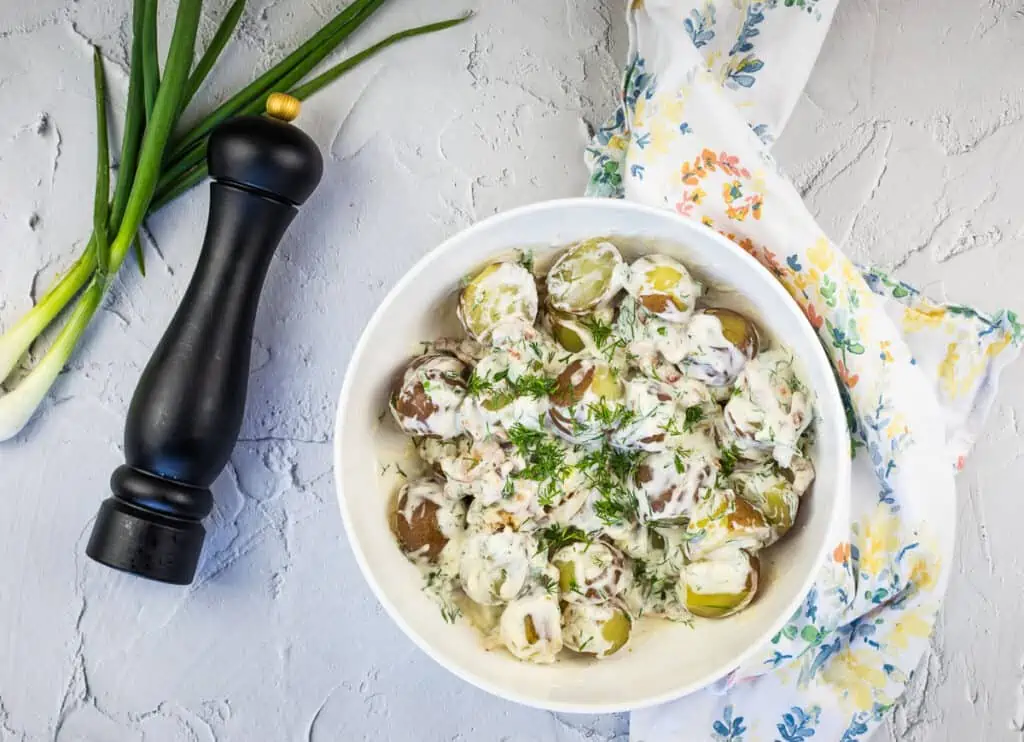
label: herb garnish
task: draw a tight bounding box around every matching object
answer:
[719,443,739,476]
[581,316,614,348]
[507,424,572,507]
[466,368,556,400]
[683,405,705,432]
[579,441,641,525]
[537,524,592,554]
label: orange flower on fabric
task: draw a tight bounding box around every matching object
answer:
[837,360,860,388]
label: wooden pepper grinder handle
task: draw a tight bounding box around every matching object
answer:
[86,94,324,585]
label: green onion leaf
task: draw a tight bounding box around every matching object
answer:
[91,47,111,280]
[141,0,161,121]
[288,12,474,101]
[166,0,388,165]
[182,0,247,109]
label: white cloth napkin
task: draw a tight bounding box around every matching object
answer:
[584,2,1022,739]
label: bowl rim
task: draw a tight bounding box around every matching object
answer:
[333,197,851,713]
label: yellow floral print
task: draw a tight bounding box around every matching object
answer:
[858,506,901,577]
[885,609,933,651]
[821,648,890,712]
[807,237,834,272]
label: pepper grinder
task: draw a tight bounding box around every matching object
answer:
[86,93,324,585]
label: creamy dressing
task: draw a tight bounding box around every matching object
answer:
[499,591,564,663]
[682,312,752,387]
[385,248,818,665]
[551,541,631,604]
[390,354,467,439]
[459,530,538,605]
[561,601,631,658]
[723,349,812,467]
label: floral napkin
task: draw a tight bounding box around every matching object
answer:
[584,1,1022,739]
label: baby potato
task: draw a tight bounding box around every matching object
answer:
[393,480,466,563]
[390,353,469,439]
[684,488,773,560]
[633,448,717,524]
[682,309,760,387]
[549,359,625,442]
[546,239,625,314]
[459,530,536,605]
[552,541,631,604]
[730,462,801,541]
[547,310,589,353]
[458,261,539,342]
[562,601,633,657]
[624,255,700,323]
[723,349,813,467]
[610,379,680,452]
[679,549,759,619]
[499,591,564,663]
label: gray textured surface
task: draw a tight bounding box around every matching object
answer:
[1,1,1022,740]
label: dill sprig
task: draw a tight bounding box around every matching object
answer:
[537,524,592,554]
[719,443,740,476]
[507,424,572,507]
[579,441,641,525]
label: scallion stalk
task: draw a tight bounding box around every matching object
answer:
[181,0,247,109]
[92,48,111,281]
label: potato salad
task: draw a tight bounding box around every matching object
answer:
[386,239,815,664]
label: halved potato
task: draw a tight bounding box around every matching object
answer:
[684,488,773,560]
[731,462,801,541]
[682,308,760,387]
[610,379,679,452]
[458,261,539,341]
[633,448,716,524]
[549,359,625,442]
[499,591,564,663]
[552,540,631,604]
[546,239,624,314]
[547,310,589,353]
[459,530,536,605]
[679,550,759,618]
[561,601,632,657]
[723,349,813,467]
[389,354,469,438]
[624,254,700,323]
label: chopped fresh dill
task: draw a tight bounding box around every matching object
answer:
[683,405,704,432]
[466,369,492,397]
[513,374,558,399]
[579,441,640,525]
[506,424,572,507]
[587,398,635,428]
[577,636,593,652]
[581,316,614,348]
[466,367,554,400]
[537,524,592,554]
[537,572,558,594]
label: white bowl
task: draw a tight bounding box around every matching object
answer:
[334,198,850,713]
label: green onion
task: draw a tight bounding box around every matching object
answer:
[92,48,111,281]
[141,0,161,121]
[0,1,473,442]
[181,0,247,109]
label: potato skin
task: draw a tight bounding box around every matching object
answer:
[389,353,469,438]
[393,488,447,561]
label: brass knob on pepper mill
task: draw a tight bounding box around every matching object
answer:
[86,94,324,585]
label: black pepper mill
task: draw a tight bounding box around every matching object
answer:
[85,93,324,585]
